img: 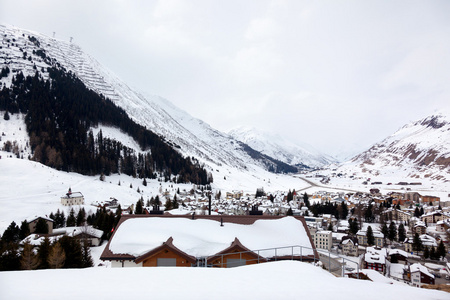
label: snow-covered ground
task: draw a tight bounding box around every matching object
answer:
[0,261,447,300]
[0,153,309,234]
[302,174,450,203]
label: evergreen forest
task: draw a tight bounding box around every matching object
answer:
[0,67,211,184]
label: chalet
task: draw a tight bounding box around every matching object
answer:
[341,237,358,257]
[404,192,421,203]
[363,247,387,275]
[100,215,318,268]
[421,211,449,224]
[61,189,84,206]
[420,234,437,250]
[357,229,384,248]
[26,216,54,234]
[381,209,411,223]
[422,195,440,206]
[436,219,450,233]
[414,221,427,235]
[409,263,435,287]
[53,226,104,246]
[388,249,409,265]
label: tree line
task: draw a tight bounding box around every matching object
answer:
[0,67,211,184]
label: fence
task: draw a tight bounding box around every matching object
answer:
[195,245,360,278]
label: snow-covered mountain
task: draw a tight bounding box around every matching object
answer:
[229,127,336,168]
[337,113,450,182]
[0,24,297,178]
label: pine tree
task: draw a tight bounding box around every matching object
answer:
[388,222,397,242]
[349,218,359,235]
[3,111,10,120]
[58,236,82,268]
[437,240,446,259]
[76,208,86,226]
[414,207,420,218]
[66,208,76,227]
[366,226,375,246]
[303,193,310,207]
[35,218,49,234]
[19,220,30,240]
[423,246,430,259]
[340,202,348,219]
[398,223,406,243]
[380,223,389,242]
[143,178,147,186]
[135,198,143,214]
[0,242,20,271]
[430,246,437,260]
[412,233,423,254]
[172,194,179,209]
[81,240,94,268]
[2,221,20,243]
[37,237,51,269]
[164,197,173,211]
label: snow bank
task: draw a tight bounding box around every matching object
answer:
[0,261,447,300]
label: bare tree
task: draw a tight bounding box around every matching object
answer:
[48,242,66,269]
[20,242,40,270]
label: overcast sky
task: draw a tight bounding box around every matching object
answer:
[2,0,450,157]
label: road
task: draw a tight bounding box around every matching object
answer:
[296,176,365,194]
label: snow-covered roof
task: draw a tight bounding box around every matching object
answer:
[410,263,434,279]
[342,239,355,245]
[53,226,103,239]
[357,229,384,238]
[388,248,409,258]
[20,234,60,246]
[25,215,54,223]
[106,216,314,259]
[364,247,387,264]
[420,234,437,247]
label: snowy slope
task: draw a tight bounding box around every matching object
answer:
[0,24,289,180]
[1,261,447,300]
[337,113,450,182]
[229,126,336,168]
[0,151,310,234]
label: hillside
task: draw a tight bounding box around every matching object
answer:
[0,24,298,179]
[229,126,337,168]
[336,113,450,182]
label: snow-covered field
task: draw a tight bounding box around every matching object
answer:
[0,153,309,234]
[0,261,447,300]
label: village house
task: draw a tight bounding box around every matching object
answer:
[100,215,318,268]
[363,247,388,275]
[388,249,409,265]
[422,195,440,206]
[409,263,435,287]
[26,216,54,234]
[436,219,450,233]
[309,228,332,251]
[53,226,104,246]
[414,221,427,235]
[382,209,411,223]
[404,192,421,203]
[357,229,384,248]
[341,237,358,257]
[60,188,84,206]
[421,211,449,224]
